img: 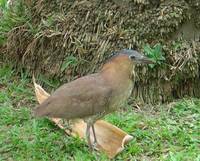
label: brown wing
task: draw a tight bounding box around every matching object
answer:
[34,74,112,119]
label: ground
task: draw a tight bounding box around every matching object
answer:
[0,65,199,161]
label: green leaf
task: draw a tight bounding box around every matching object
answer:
[61,56,78,72]
[143,43,165,68]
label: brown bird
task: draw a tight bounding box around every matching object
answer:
[34,49,153,149]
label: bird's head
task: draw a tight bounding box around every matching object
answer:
[114,49,154,65]
[102,49,154,78]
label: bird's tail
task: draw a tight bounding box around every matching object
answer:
[34,103,50,117]
[32,74,50,117]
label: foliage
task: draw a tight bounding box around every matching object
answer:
[61,56,78,72]
[3,0,191,76]
[1,0,200,104]
[0,0,7,9]
[0,0,28,45]
[143,43,165,68]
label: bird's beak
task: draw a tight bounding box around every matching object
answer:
[128,50,155,64]
[139,56,155,64]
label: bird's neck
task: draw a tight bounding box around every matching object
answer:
[100,61,135,86]
[100,61,135,110]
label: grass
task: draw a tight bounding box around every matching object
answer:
[0,65,200,161]
[0,0,29,45]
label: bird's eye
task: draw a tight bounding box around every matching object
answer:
[129,55,135,59]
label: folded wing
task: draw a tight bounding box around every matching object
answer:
[34,74,112,119]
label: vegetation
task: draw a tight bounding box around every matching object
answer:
[0,0,199,160]
[0,0,28,45]
[1,0,200,104]
[0,65,199,160]
[143,43,165,68]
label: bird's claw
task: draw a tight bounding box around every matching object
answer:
[92,141,98,149]
[88,140,98,151]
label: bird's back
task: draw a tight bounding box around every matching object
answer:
[34,74,113,119]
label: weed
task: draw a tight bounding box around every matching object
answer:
[61,56,78,73]
[0,0,28,45]
[143,43,165,68]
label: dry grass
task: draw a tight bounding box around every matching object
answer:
[2,0,200,104]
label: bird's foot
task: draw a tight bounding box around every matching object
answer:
[92,141,98,150]
[88,140,98,151]
[88,142,94,151]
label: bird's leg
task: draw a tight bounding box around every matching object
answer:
[91,124,97,145]
[86,123,92,150]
